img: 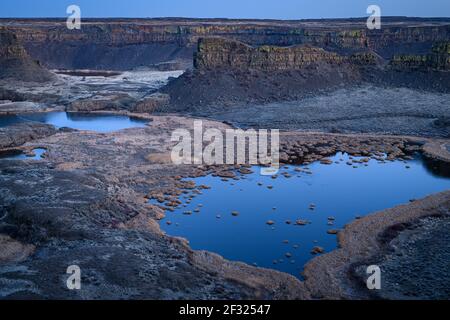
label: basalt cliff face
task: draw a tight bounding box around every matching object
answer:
[160,33,450,111]
[0,27,54,82]
[194,37,379,71]
[1,18,449,70]
[161,37,382,110]
[390,42,450,71]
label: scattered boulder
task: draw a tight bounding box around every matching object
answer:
[295,220,309,226]
[311,246,325,255]
[320,158,333,165]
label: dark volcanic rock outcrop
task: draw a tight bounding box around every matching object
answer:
[0,27,54,82]
[0,122,56,149]
[194,37,380,71]
[161,38,376,111]
[0,87,26,102]
[390,42,450,71]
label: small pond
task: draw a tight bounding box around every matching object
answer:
[0,112,149,132]
[157,152,450,278]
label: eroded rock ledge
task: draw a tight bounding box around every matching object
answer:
[303,190,450,300]
[0,27,54,82]
[0,122,56,149]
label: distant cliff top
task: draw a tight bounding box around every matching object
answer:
[0,27,54,82]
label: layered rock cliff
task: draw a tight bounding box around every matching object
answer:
[161,37,377,110]
[0,27,54,82]
[194,37,381,71]
[194,38,345,71]
[161,35,450,111]
[1,18,448,70]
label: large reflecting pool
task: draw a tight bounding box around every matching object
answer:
[0,112,149,132]
[157,152,450,278]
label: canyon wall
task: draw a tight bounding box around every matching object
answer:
[161,34,450,110]
[194,37,380,71]
[0,27,54,82]
[1,18,448,70]
[390,42,450,71]
[161,37,373,110]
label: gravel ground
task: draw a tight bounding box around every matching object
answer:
[197,86,450,138]
[377,217,450,300]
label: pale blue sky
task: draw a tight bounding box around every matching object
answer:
[0,0,449,19]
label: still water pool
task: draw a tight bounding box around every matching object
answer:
[0,148,46,160]
[0,112,148,132]
[158,152,450,278]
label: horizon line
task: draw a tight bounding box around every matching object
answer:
[1,15,450,21]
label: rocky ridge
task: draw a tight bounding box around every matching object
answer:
[194,37,379,71]
[0,27,54,82]
[160,36,450,111]
[390,41,450,71]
